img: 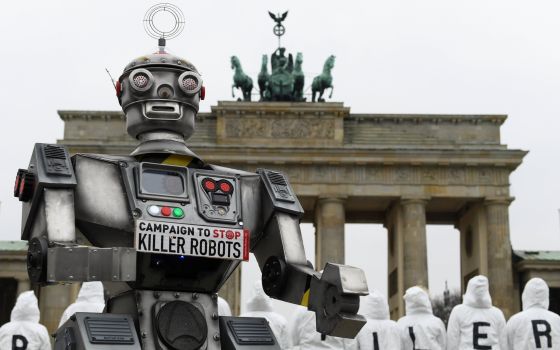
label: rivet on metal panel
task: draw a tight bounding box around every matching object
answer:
[212,313,218,320]
[213,334,220,341]
[154,291,160,299]
[192,293,199,300]
[174,292,180,298]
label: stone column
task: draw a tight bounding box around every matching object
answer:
[314,197,346,269]
[386,198,429,319]
[401,198,429,290]
[456,203,489,292]
[39,284,79,334]
[485,199,514,318]
[16,278,30,295]
[218,268,241,316]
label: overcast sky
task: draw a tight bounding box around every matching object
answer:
[1,0,559,318]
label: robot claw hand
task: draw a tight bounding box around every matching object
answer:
[308,263,369,338]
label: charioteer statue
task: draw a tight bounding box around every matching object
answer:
[15,4,368,350]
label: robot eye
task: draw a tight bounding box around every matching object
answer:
[178,71,202,96]
[128,68,154,92]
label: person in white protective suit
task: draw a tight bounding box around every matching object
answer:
[59,281,105,327]
[0,291,51,350]
[397,286,446,350]
[356,290,402,350]
[288,304,353,350]
[240,280,290,349]
[447,275,507,350]
[506,277,560,349]
[218,296,232,316]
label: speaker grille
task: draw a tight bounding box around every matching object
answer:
[84,316,134,344]
[227,318,275,345]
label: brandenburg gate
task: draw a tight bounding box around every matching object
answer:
[58,101,526,319]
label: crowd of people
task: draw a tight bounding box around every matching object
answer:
[0,276,559,349]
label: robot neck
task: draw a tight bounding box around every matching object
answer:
[131,130,200,159]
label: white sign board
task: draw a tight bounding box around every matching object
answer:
[135,219,249,261]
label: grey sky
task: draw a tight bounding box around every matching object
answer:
[1,0,559,319]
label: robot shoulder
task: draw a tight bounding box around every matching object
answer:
[17,143,77,239]
[257,168,303,218]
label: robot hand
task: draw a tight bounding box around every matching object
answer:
[308,263,369,338]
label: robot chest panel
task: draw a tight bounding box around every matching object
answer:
[122,162,249,260]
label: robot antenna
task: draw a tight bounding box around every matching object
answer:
[143,3,185,52]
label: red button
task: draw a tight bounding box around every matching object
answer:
[161,207,172,216]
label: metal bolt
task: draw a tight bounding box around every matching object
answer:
[192,293,199,300]
[211,294,218,301]
[141,332,147,339]
[154,291,160,299]
[119,161,128,168]
[174,292,180,298]
[213,334,220,341]
[212,313,218,320]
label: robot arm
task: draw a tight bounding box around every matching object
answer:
[252,169,368,338]
[17,144,135,285]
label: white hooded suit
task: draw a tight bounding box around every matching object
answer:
[0,291,51,350]
[507,278,560,350]
[288,305,351,350]
[356,291,401,350]
[59,281,105,327]
[241,281,289,349]
[397,286,446,350]
[447,275,507,350]
[218,297,232,317]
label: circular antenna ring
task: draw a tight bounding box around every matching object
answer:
[143,3,185,40]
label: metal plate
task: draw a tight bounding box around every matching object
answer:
[135,219,249,261]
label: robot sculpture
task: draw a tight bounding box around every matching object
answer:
[15,4,368,350]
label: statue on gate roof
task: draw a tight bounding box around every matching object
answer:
[231,11,336,102]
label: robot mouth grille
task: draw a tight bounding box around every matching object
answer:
[182,77,198,91]
[133,74,150,88]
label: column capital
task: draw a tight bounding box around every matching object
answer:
[484,197,515,207]
[400,196,430,205]
[316,196,348,204]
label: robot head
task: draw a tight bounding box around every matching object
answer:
[116,51,205,140]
